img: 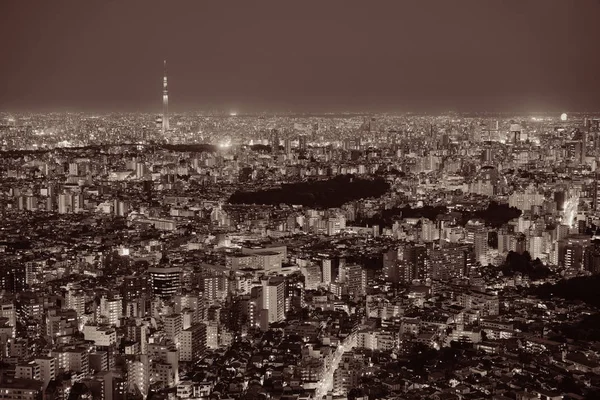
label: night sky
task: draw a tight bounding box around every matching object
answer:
[1,0,599,113]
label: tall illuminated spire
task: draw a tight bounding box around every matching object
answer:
[162,60,169,134]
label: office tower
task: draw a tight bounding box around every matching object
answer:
[73,193,84,212]
[271,129,279,154]
[179,323,206,362]
[566,140,584,164]
[509,124,522,143]
[299,135,307,151]
[300,264,322,290]
[593,174,600,211]
[113,199,130,217]
[148,259,181,300]
[322,258,339,284]
[587,241,600,274]
[342,264,367,297]
[404,244,429,280]
[135,162,146,179]
[554,191,566,212]
[558,234,592,270]
[68,162,79,176]
[284,138,292,155]
[201,273,228,303]
[474,230,489,262]
[122,275,149,303]
[260,277,285,325]
[430,246,473,281]
[382,249,399,281]
[528,236,544,260]
[58,193,72,214]
[162,60,169,134]
[1,266,26,293]
[421,218,439,242]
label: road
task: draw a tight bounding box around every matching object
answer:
[314,331,357,399]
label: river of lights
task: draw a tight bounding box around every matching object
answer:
[314,332,357,399]
[563,192,579,228]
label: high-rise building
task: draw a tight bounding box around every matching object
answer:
[162,60,169,134]
[260,277,285,325]
[509,188,545,212]
[127,355,149,398]
[321,258,339,284]
[430,245,473,281]
[593,174,600,211]
[404,244,429,280]
[179,323,206,362]
[300,264,321,290]
[566,140,584,164]
[149,259,181,300]
[164,314,182,343]
[559,234,592,270]
[0,301,16,337]
[34,356,56,390]
[271,129,279,154]
[299,135,307,151]
[65,289,86,317]
[342,264,367,297]
[474,230,490,263]
[205,321,219,349]
[99,295,123,327]
[58,193,72,214]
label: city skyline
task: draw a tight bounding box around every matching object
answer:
[1,0,600,113]
[3,3,600,400]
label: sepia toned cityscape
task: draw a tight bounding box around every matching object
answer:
[2,1,600,400]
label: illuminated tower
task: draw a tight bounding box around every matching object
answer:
[162,60,169,134]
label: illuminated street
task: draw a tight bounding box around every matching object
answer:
[314,331,357,399]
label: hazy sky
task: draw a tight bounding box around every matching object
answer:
[1,0,599,113]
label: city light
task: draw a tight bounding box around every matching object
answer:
[2,3,600,400]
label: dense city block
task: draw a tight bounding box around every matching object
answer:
[2,112,600,400]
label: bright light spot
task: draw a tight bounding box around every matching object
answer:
[57,140,73,148]
[561,113,568,122]
[229,111,238,117]
[218,142,231,148]
[563,192,579,228]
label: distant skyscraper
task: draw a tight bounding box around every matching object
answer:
[299,135,307,151]
[162,60,169,134]
[271,129,279,154]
